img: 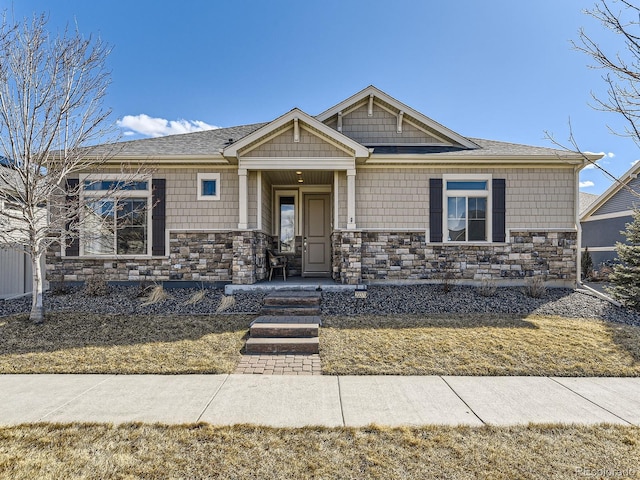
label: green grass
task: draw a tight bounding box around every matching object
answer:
[0,423,638,479]
[320,314,640,376]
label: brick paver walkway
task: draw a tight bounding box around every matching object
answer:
[234,354,322,375]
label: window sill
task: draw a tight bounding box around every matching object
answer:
[66,255,167,260]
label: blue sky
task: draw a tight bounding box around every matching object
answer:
[4,0,639,194]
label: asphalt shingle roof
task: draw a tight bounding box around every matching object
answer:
[91,122,576,159]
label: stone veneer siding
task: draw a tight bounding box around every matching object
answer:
[47,230,273,285]
[332,230,577,286]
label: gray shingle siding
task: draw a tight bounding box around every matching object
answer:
[593,177,640,215]
[582,215,632,249]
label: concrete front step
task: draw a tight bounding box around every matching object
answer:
[260,306,321,316]
[250,323,319,338]
[245,337,319,354]
[252,315,322,325]
[264,292,321,307]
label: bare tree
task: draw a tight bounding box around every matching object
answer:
[0,13,119,323]
[547,0,640,200]
[575,0,640,148]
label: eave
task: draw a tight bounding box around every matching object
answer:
[364,153,591,166]
[90,154,231,166]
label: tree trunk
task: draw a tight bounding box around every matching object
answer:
[29,251,44,324]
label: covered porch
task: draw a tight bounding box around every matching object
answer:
[223,108,369,285]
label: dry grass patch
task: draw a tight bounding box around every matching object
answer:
[321,314,640,376]
[0,423,638,479]
[0,313,253,374]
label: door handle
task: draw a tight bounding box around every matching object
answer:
[303,237,307,253]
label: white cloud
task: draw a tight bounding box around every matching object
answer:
[117,114,219,138]
[631,159,639,166]
[582,152,614,169]
[579,180,595,188]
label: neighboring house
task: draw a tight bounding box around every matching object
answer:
[0,156,45,298]
[580,161,640,268]
[47,86,597,287]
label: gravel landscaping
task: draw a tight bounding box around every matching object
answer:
[1,283,639,326]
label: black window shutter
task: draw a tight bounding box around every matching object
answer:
[429,178,443,242]
[65,178,80,256]
[152,178,166,256]
[492,178,506,243]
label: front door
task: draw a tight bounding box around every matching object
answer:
[303,193,331,277]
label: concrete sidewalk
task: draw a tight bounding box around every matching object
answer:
[1,374,639,427]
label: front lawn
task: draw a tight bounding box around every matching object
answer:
[0,423,638,480]
[2,311,640,377]
[320,314,640,376]
[0,313,252,374]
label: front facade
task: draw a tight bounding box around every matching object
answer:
[47,86,594,287]
[581,162,640,268]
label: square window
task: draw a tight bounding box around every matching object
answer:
[202,179,217,196]
[197,173,221,201]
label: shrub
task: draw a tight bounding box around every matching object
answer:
[581,247,594,280]
[184,289,207,306]
[49,276,70,295]
[216,295,236,312]
[524,276,546,298]
[477,278,497,297]
[84,275,108,296]
[141,284,168,306]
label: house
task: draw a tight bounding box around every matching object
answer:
[580,161,640,269]
[0,156,46,298]
[47,86,598,288]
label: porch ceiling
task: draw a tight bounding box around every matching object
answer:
[264,170,334,185]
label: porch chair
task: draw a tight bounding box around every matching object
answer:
[267,249,288,281]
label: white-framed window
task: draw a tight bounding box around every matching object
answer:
[197,173,220,201]
[80,174,152,256]
[274,190,298,253]
[443,174,491,242]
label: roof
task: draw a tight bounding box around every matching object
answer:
[579,192,599,216]
[84,86,597,165]
[95,128,585,161]
[88,123,266,157]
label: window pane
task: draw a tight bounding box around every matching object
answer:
[84,200,115,255]
[468,219,486,241]
[84,180,148,191]
[201,180,217,196]
[447,196,466,241]
[446,181,487,190]
[468,197,486,219]
[468,197,487,241]
[117,199,147,255]
[279,196,295,253]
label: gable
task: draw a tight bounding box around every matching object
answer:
[582,162,640,220]
[592,176,640,216]
[223,108,369,171]
[241,123,352,158]
[324,102,446,146]
[317,86,479,150]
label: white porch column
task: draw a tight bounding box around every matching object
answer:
[347,168,356,230]
[238,168,248,230]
